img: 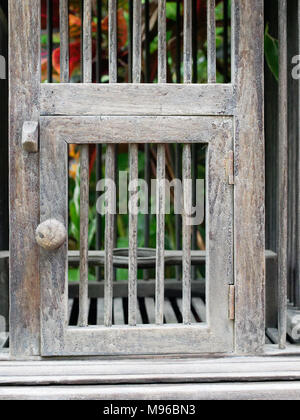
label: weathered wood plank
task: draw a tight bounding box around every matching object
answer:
[164,300,177,324]
[278,0,288,350]
[60,0,69,83]
[155,145,165,325]
[97,298,105,325]
[104,145,115,327]
[207,0,216,83]
[232,0,265,354]
[41,116,233,145]
[113,298,125,325]
[109,0,117,83]
[83,0,92,83]
[183,0,192,84]
[144,298,156,324]
[78,145,89,327]
[9,0,41,357]
[40,83,235,116]
[1,382,300,400]
[192,297,207,322]
[158,0,167,83]
[132,0,142,84]
[182,145,192,324]
[128,144,138,326]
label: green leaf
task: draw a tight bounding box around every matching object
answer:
[264,24,279,81]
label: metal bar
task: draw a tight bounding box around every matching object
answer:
[47,0,53,83]
[207,0,216,83]
[155,145,166,325]
[158,0,167,83]
[60,0,69,83]
[109,0,118,83]
[96,0,103,83]
[78,145,90,327]
[104,144,115,327]
[182,145,192,324]
[128,144,139,326]
[183,0,192,83]
[278,0,288,349]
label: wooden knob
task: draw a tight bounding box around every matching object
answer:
[36,219,67,250]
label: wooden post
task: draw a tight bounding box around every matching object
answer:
[9,0,41,357]
[232,0,265,354]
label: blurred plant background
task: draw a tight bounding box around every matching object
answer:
[41,0,234,282]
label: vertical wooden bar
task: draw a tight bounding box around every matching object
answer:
[158,0,167,84]
[78,145,89,327]
[175,144,181,282]
[183,0,192,84]
[109,0,118,84]
[104,0,118,326]
[182,0,192,323]
[128,144,138,326]
[144,0,150,83]
[176,0,181,83]
[47,0,53,83]
[182,145,192,324]
[155,2,166,323]
[60,0,69,83]
[104,145,115,327]
[278,0,288,349]
[78,0,92,327]
[192,0,198,83]
[155,145,166,324]
[296,0,300,309]
[83,0,92,84]
[128,0,134,82]
[9,0,41,357]
[232,0,265,354]
[207,0,216,83]
[132,0,142,84]
[128,0,142,325]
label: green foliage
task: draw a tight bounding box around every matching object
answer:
[264,24,279,81]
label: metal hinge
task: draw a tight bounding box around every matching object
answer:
[225,151,234,185]
[229,285,235,320]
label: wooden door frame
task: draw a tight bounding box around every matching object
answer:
[9,0,265,358]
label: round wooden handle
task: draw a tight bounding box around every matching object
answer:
[36,219,67,250]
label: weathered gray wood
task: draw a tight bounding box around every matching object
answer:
[144,298,156,324]
[9,0,41,357]
[158,0,167,83]
[183,0,192,84]
[278,0,288,350]
[109,0,117,83]
[164,300,177,324]
[83,0,92,83]
[60,0,69,83]
[41,116,233,145]
[22,121,39,153]
[128,144,138,326]
[1,382,300,400]
[232,0,265,354]
[297,0,300,308]
[207,0,216,83]
[192,298,207,322]
[40,122,68,355]
[104,145,115,327]
[114,298,125,325]
[132,0,142,84]
[78,145,89,327]
[0,258,8,332]
[182,145,192,324]
[4,356,300,385]
[155,145,165,325]
[41,83,235,116]
[97,298,105,325]
[287,308,300,343]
